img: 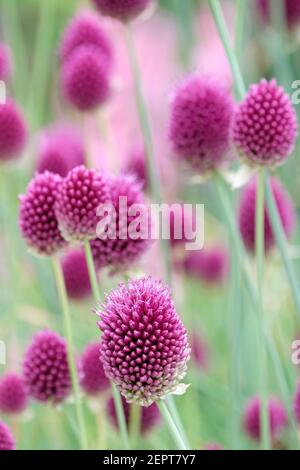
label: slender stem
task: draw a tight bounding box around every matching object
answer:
[84,241,101,301]
[166,396,190,449]
[255,171,271,450]
[112,384,130,450]
[51,257,88,450]
[265,173,300,322]
[124,23,172,285]
[208,0,246,100]
[235,0,247,59]
[129,403,141,448]
[158,401,188,450]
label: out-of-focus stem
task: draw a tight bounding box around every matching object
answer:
[84,240,101,301]
[235,0,247,58]
[51,257,88,450]
[158,401,188,450]
[112,384,130,450]
[166,396,190,449]
[129,403,141,448]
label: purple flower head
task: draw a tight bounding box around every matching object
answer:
[107,395,161,434]
[293,380,300,423]
[23,330,71,404]
[257,0,300,29]
[91,173,151,272]
[0,373,28,415]
[183,247,230,285]
[0,100,27,161]
[238,176,296,254]
[233,79,298,167]
[124,148,148,190]
[98,277,190,406]
[55,165,111,242]
[61,45,110,112]
[19,172,67,256]
[79,342,110,396]
[62,249,92,301]
[169,75,234,174]
[60,10,113,68]
[243,396,288,442]
[0,43,12,82]
[92,0,152,21]
[0,421,15,451]
[36,124,84,177]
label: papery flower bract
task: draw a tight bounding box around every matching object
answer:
[238,176,295,254]
[62,249,92,301]
[169,75,234,174]
[257,0,300,29]
[55,165,111,242]
[23,330,71,404]
[0,43,12,82]
[19,171,67,256]
[0,100,27,161]
[0,421,15,451]
[98,277,190,406]
[107,395,161,434]
[79,342,110,396]
[0,373,28,415]
[233,79,297,167]
[92,0,152,21]
[37,124,84,177]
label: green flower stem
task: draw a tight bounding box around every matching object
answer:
[129,403,141,448]
[83,241,130,450]
[124,23,172,285]
[255,170,271,450]
[51,257,88,451]
[112,384,130,450]
[166,396,190,449]
[235,0,247,59]
[158,401,188,450]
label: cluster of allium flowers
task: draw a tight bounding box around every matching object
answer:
[107,395,161,434]
[233,79,297,167]
[183,247,230,285]
[36,124,84,177]
[124,148,148,190]
[0,373,28,415]
[62,249,92,301]
[293,381,300,423]
[23,330,71,403]
[59,10,112,68]
[0,43,12,82]
[257,0,300,29]
[169,75,234,174]
[98,277,190,406]
[19,172,67,256]
[91,173,151,271]
[243,396,288,442]
[238,176,295,254]
[55,165,111,242]
[92,0,152,21]
[79,342,110,396]
[0,100,27,161]
[0,421,15,451]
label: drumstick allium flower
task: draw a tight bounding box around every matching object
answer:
[0,373,28,415]
[0,421,15,450]
[238,177,295,254]
[23,330,71,404]
[92,0,152,22]
[98,277,190,406]
[79,342,110,396]
[19,172,67,256]
[62,249,92,301]
[0,100,27,161]
[233,79,297,167]
[257,0,300,29]
[55,165,111,242]
[169,75,234,174]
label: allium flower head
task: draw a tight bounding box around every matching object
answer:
[183,247,230,285]
[23,330,71,403]
[0,43,12,82]
[293,380,300,423]
[243,396,288,442]
[19,172,67,256]
[257,0,300,29]
[0,373,28,415]
[79,342,110,396]
[92,0,152,22]
[238,176,295,254]
[62,249,92,300]
[91,173,151,271]
[61,45,110,112]
[98,277,190,406]
[60,10,113,68]
[55,165,111,242]
[37,124,84,177]
[0,421,15,451]
[233,79,297,167]
[124,149,148,190]
[0,100,27,161]
[169,75,234,174]
[107,395,161,434]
